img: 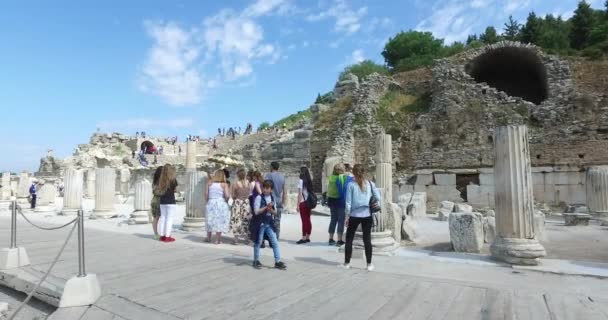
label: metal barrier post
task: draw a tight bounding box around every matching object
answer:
[10,200,17,249]
[77,209,86,277]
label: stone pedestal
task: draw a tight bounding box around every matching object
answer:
[85,169,96,199]
[16,173,31,204]
[61,169,83,216]
[1,172,11,200]
[129,179,152,224]
[185,141,197,169]
[35,181,56,214]
[586,166,608,217]
[182,171,208,231]
[0,247,30,270]
[92,168,115,219]
[0,200,11,212]
[490,125,546,265]
[353,230,399,256]
[119,168,131,196]
[59,274,101,308]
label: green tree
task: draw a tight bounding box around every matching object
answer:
[258,122,270,131]
[466,34,478,45]
[381,30,444,71]
[442,41,465,56]
[339,60,388,80]
[521,12,542,44]
[480,26,499,44]
[537,15,571,53]
[503,15,521,40]
[570,0,594,49]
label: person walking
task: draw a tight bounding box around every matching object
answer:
[230,168,251,245]
[296,167,313,244]
[151,166,163,240]
[29,181,38,209]
[251,179,287,270]
[206,170,231,244]
[265,162,286,239]
[327,164,350,246]
[343,164,381,271]
[157,164,178,243]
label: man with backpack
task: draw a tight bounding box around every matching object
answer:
[326,164,351,246]
[29,180,38,209]
[265,162,287,239]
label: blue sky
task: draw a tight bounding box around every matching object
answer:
[0,0,603,172]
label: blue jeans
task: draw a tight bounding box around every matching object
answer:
[254,223,281,262]
[328,206,345,235]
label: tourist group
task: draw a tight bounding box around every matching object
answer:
[149,161,381,271]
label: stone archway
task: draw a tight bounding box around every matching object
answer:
[465,46,549,105]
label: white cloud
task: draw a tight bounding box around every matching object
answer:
[139,21,203,106]
[350,49,365,64]
[97,118,194,131]
[244,0,295,17]
[306,0,367,35]
[470,0,492,8]
[504,0,530,14]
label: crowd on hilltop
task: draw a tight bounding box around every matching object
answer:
[217,124,254,140]
[148,160,381,272]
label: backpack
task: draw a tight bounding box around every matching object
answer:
[305,191,318,209]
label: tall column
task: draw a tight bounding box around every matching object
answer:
[182,171,208,231]
[586,166,608,217]
[16,172,31,204]
[129,179,152,224]
[0,172,11,212]
[375,133,393,204]
[92,168,115,218]
[185,141,197,170]
[35,180,57,213]
[61,168,83,215]
[85,169,96,199]
[119,168,131,196]
[490,125,546,265]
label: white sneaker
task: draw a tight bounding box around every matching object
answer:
[367,264,375,272]
[342,263,351,269]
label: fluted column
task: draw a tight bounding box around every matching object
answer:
[61,169,83,215]
[92,168,115,218]
[119,168,131,196]
[375,133,392,205]
[85,169,96,199]
[16,172,31,204]
[490,125,546,265]
[586,166,608,217]
[185,141,197,169]
[182,171,208,230]
[129,179,152,224]
[35,180,57,213]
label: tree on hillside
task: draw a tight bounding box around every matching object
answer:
[503,15,521,40]
[521,12,542,44]
[480,26,499,44]
[466,34,478,45]
[339,60,388,80]
[381,30,444,71]
[537,15,570,53]
[442,41,465,56]
[570,0,594,49]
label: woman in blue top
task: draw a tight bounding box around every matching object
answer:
[343,164,381,271]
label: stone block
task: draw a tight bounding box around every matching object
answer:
[427,185,463,202]
[483,217,496,244]
[478,168,494,174]
[454,203,473,213]
[467,185,495,208]
[414,174,433,186]
[449,212,484,253]
[479,173,494,186]
[563,213,591,226]
[397,192,427,218]
[531,166,554,173]
[532,173,545,186]
[436,200,454,221]
[555,184,586,205]
[434,173,455,186]
[534,213,546,241]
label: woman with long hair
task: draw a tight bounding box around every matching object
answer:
[230,168,252,244]
[296,166,314,244]
[157,164,178,242]
[343,164,381,271]
[151,166,163,240]
[206,169,231,244]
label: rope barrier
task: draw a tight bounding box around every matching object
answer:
[16,205,78,230]
[7,220,78,320]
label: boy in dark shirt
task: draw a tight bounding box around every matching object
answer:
[250,180,286,270]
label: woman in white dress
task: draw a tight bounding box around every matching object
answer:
[206,170,231,244]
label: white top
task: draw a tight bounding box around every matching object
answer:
[208,183,225,200]
[298,179,308,203]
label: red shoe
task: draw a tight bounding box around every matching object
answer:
[167,237,176,242]
[159,236,167,242]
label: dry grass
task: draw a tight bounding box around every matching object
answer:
[316,96,353,128]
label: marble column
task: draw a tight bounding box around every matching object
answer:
[119,168,131,196]
[182,171,208,231]
[586,166,608,217]
[185,141,197,170]
[0,172,11,211]
[92,168,115,218]
[129,179,152,224]
[85,169,96,199]
[375,133,393,204]
[35,180,57,213]
[490,125,546,265]
[16,172,31,204]
[61,169,83,216]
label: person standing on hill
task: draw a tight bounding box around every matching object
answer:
[265,161,286,239]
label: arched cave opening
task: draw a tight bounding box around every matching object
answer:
[140,141,156,154]
[465,47,549,105]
